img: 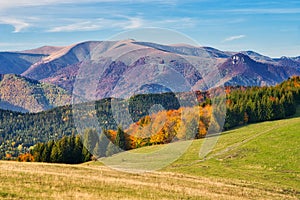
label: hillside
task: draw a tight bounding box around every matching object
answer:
[19,46,66,55]
[0,40,299,102]
[166,109,300,190]
[0,92,185,158]
[0,52,45,74]
[0,109,299,199]
[1,76,300,160]
[100,107,300,197]
[22,40,299,95]
[218,53,298,86]
[0,74,71,112]
[0,41,298,115]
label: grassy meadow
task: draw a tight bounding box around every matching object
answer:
[0,109,299,199]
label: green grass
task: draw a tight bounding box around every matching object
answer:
[100,107,300,197]
[0,108,299,199]
[163,110,300,197]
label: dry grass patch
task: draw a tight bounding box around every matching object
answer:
[0,161,297,200]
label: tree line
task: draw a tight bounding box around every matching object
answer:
[3,76,300,161]
[19,128,126,163]
[224,76,300,129]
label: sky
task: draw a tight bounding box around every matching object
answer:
[0,0,299,57]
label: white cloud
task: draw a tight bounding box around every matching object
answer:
[0,0,177,10]
[46,16,198,33]
[48,17,144,32]
[0,18,30,32]
[223,35,246,42]
[123,17,143,29]
[222,8,300,14]
[0,0,108,9]
[155,17,196,28]
[49,21,103,32]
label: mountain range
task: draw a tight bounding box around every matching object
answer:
[1,39,300,112]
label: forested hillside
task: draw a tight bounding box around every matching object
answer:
[0,74,71,112]
[1,76,300,161]
[0,92,186,159]
[224,76,300,129]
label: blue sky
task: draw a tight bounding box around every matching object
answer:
[0,0,299,57]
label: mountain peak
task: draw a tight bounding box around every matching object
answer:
[231,53,251,65]
[20,45,66,55]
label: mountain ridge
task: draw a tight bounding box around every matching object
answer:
[17,41,300,91]
[1,40,300,112]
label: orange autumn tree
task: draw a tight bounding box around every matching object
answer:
[122,104,213,148]
[17,153,34,162]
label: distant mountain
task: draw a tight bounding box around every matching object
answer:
[217,53,298,86]
[240,51,276,64]
[0,74,71,112]
[0,52,45,74]
[0,40,299,112]
[293,56,300,62]
[20,40,299,92]
[274,56,300,71]
[19,45,66,55]
[21,41,101,80]
[20,40,206,97]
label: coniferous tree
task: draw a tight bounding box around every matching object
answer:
[83,129,99,153]
[115,126,126,150]
[105,141,120,157]
[73,135,83,163]
[32,143,45,162]
[41,140,54,162]
[93,130,110,158]
[50,143,60,163]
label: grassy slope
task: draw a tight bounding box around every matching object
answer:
[165,108,300,190]
[0,109,299,199]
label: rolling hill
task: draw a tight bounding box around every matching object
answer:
[1,76,299,160]
[0,107,299,199]
[0,74,71,112]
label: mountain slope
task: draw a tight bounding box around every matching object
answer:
[0,74,71,112]
[102,107,300,197]
[18,40,300,94]
[21,40,206,97]
[241,50,276,63]
[19,45,66,55]
[216,53,298,86]
[0,52,45,74]
[21,41,103,80]
[0,40,299,108]
[275,56,300,70]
